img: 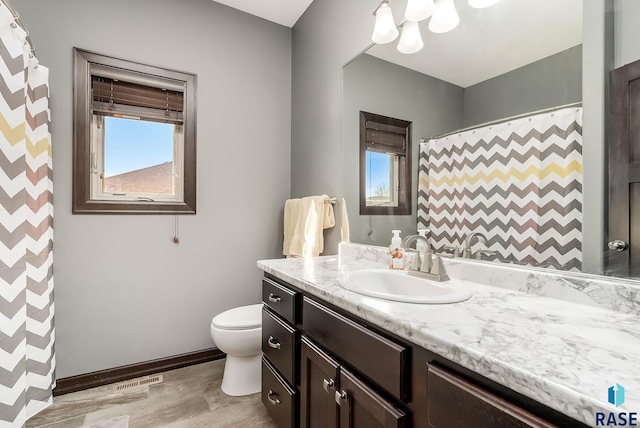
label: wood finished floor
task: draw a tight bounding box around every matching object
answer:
[27,359,278,428]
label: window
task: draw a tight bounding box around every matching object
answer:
[73,48,196,213]
[359,111,412,215]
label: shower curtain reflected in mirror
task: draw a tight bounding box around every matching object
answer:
[0,1,55,426]
[419,106,583,270]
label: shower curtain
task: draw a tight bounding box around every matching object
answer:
[0,2,55,426]
[420,107,583,270]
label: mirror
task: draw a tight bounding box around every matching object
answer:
[342,0,599,273]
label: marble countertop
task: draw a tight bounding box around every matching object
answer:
[257,248,640,426]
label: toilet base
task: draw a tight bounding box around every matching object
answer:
[220,353,262,396]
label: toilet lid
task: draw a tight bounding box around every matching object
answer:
[212,303,262,330]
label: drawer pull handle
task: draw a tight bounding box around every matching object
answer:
[323,378,335,393]
[268,293,282,303]
[267,389,281,406]
[267,336,281,349]
[335,390,348,405]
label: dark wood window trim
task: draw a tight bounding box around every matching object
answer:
[72,48,197,214]
[359,111,412,215]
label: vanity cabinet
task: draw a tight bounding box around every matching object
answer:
[260,273,587,428]
[300,296,410,428]
[302,297,410,403]
[426,364,554,428]
[300,329,408,428]
[261,277,301,427]
[299,336,339,428]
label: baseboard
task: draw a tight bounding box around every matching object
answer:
[53,347,225,396]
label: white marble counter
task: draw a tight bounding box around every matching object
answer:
[257,244,640,427]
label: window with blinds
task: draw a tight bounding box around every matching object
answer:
[359,111,412,215]
[91,76,184,124]
[73,48,197,214]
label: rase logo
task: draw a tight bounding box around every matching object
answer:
[596,384,638,426]
[610,384,626,408]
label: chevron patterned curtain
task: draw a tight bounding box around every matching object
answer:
[0,2,55,426]
[423,107,583,270]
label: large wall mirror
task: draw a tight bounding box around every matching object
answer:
[341,0,635,278]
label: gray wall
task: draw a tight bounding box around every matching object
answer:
[463,45,583,127]
[342,54,463,246]
[17,0,291,378]
[581,0,613,273]
[291,0,382,254]
[615,0,640,68]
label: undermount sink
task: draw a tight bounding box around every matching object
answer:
[336,269,472,304]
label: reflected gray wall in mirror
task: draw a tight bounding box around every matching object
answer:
[343,54,463,245]
[342,1,591,270]
[462,46,582,127]
[344,46,582,247]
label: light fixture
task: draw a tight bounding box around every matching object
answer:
[428,0,460,33]
[404,0,436,22]
[469,0,501,8]
[372,2,399,44]
[371,0,500,52]
[397,20,424,54]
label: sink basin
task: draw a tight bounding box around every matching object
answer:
[336,269,472,304]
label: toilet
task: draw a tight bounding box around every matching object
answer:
[210,303,263,396]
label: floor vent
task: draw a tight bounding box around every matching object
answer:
[113,374,163,392]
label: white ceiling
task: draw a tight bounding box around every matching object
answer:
[213,0,314,27]
[366,0,583,88]
[213,0,582,88]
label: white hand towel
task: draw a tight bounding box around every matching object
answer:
[340,198,350,242]
[283,194,335,257]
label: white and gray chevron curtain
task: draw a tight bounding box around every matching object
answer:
[0,2,55,426]
[419,107,583,270]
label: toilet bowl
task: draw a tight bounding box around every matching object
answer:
[210,303,263,396]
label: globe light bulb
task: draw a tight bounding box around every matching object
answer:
[397,20,424,54]
[405,0,436,22]
[372,3,399,44]
[428,0,460,33]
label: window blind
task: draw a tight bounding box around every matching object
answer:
[364,120,407,155]
[92,76,184,124]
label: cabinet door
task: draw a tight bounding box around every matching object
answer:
[336,368,408,428]
[427,364,555,428]
[300,336,340,428]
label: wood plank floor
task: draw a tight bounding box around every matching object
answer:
[27,360,277,428]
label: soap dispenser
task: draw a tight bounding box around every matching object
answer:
[389,230,404,270]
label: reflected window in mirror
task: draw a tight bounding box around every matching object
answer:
[73,48,197,214]
[359,111,411,215]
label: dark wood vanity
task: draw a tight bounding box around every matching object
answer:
[260,273,587,428]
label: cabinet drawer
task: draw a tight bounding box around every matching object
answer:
[302,297,410,402]
[262,358,297,428]
[427,364,555,428]
[262,277,299,325]
[263,306,298,384]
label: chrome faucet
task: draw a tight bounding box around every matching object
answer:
[401,234,449,281]
[462,232,487,259]
[400,234,430,252]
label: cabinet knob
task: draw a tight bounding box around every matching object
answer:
[268,293,282,303]
[267,335,281,349]
[267,389,281,406]
[334,390,348,405]
[323,378,335,393]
